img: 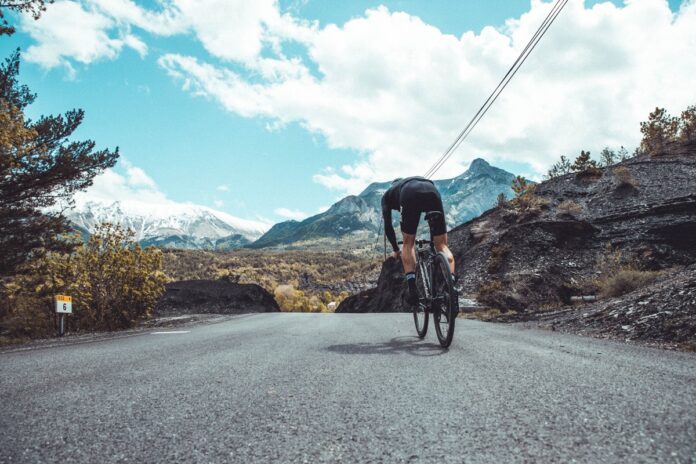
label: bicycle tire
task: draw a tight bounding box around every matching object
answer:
[413,259,429,338]
[432,252,456,348]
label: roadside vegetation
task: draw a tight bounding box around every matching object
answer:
[0,18,164,342]
[3,225,167,340]
[593,248,660,299]
[161,249,380,312]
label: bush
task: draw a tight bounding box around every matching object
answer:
[594,247,659,298]
[557,200,583,217]
[2,224,167,336]
[510,184,550,213]
[487,243,511,274]
[613,166,639,188]
[598,269,659,298]
[273,284,348,312]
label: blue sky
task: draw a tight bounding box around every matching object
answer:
[0,0,692,225]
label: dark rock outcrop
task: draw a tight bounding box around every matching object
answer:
[336,258,409,313]
[156,278,280,315]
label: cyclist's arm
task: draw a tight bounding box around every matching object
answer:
[382,207,399,253]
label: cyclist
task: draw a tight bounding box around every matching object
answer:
[381,177,455,305]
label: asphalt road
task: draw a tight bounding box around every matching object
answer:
[1,313,695,463]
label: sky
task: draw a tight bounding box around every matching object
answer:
[1,0,694,226]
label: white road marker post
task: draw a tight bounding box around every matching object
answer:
[55,295,72,337]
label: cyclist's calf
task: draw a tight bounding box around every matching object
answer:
[433,233,455,274]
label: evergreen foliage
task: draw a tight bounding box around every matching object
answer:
[0,51,118,276]
[546,155,572,179]
[571,150,597,172]
[638,105,695,155]
[599,147,617,167]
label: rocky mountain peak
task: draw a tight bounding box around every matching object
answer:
[468,158,491,173]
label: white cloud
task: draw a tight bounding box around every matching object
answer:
[274,207,307,220]
[159,0,696,193]
[21,0,696,194]
[21,0,154,70]
[216,185,230,192]
[213,199,224,207]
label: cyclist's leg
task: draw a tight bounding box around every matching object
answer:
[433,234,454,274]
[424,187,454,274]
[401,232,417,273]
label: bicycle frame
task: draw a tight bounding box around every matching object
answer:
[415,241,436,309]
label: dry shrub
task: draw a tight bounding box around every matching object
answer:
[557,200,583,217]
[476,280,503,309]
[613,166,639,188]
[594,247,659,298]
[598,269,659,298]
[273,284,348,312]
[487,243,511,274]
[575,166,604,181]
[510,184,550,213]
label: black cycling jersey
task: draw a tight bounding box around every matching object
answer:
[381,177,446,252]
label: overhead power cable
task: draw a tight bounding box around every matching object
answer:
[423,0,569,179]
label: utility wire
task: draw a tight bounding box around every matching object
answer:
[423,0,569,179]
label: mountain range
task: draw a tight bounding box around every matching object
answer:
[66,200,268,250]
[249,158,515,249]
[66,158,515,250]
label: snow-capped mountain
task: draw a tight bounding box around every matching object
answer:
[67,200,269,250]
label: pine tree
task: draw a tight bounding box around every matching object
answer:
[599,147,617,167]
[546,155,572,178]
[0,51,118,276]
[618,146,629,161]
[571,150,596,172]
[639,107,679,154]
[511,176,529,197]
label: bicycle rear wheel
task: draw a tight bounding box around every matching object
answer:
[413,259,429,338]
[432,252,456,348]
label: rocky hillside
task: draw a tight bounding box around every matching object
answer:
[340,142,696,348]
[249,158,515,249]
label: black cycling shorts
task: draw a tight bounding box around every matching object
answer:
[399,180,447,236]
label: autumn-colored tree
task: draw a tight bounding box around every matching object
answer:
[679,105,696,143]
[3,224,167,335]
[1,0,52,36]
[0,51,118,276]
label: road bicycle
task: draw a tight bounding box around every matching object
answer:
[400,211,458,348]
